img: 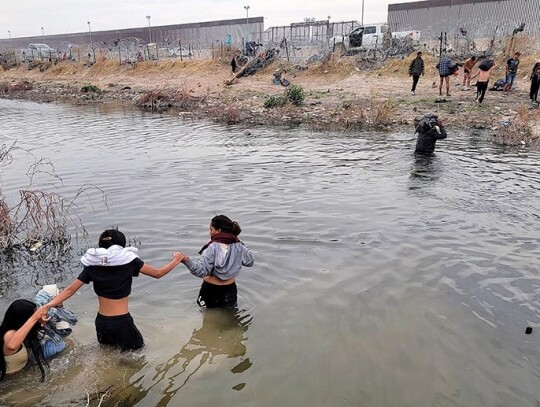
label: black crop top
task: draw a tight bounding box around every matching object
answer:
[77,258,144,299]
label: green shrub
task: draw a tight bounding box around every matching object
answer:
[81,84,101,93]
[286,85,305,106]
[264,94,287,109]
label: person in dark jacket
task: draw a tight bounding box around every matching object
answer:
[529,60,540,104]
[408,51,425,95]
[414,113,447,155]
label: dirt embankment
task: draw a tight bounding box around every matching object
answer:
[1,55,539,144]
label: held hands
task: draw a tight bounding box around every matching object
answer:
[172,252,188,265]
[35,305,51,327]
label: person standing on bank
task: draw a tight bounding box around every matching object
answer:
[46,229,184,351]
[414,113,448,156]
[503,52,521,94]
[470,61,497,104]
[180,215,254,308]
[437,54,453,97]
[462,55,478,89]
[409,51,425,95]
[529,60,540,104]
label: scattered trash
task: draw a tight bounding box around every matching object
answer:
[501,120,512,127]
[525,327,533,335]
[29,240,43,252]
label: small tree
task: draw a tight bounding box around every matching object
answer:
[0,143,106,256]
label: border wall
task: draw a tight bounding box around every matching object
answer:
[388,0,540,40]
[0,17,264,60]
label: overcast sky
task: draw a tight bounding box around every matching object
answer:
[0,0,424,39]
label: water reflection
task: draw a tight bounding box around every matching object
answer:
[0,249,76,297]
[148,308,252,405]
[409,154,443,186]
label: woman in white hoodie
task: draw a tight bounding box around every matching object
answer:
[46,229,183,351]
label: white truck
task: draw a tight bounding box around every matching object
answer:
[20,43,57,62]
[330,23,421,57]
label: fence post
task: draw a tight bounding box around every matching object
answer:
[155,43,159,61]
[212,42,214,60]
[118,47,121,65]
[284,38,289,62]
[179,40,183,62]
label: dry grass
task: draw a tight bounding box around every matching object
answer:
[8,80,34,91]
[135,87,206,112]
[131,59,221,75]
[493,104,539,146]
[306,56,358,78]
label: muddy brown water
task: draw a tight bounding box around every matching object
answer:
[0,99,539,406]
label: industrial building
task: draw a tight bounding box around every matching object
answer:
[388,0,540,40]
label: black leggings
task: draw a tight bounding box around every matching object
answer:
[197,281,238,308]
[530,78,539,102]
[411,75,420,92]
[476,81,488,103]
[95,313,144,351]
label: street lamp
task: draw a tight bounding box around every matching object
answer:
[87,21,93,49]
[244,5,250,41]
[8,30,11,39]
[361,0,365,26]
[41,27,44,42]
[146,15,151,44]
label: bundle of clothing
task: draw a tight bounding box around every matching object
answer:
[34,284,78,344]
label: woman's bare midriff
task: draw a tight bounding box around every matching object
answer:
[97,296,129,316]
[202,276,235,286]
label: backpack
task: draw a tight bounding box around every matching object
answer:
[478,59,494,71]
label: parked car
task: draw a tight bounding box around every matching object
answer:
[21,43,57,61]
[330,23,421,56]
[169,47,191,57]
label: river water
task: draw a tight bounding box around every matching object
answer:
[0,99,539,406]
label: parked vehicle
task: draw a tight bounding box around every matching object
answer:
[330,23,421,57]
[21,43,57,61]
[169,47,191,57]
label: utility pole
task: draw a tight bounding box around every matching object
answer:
[87,21,94,63]
[244,5,250,41]
[361,0,365,26]
[41,27,44,42]
[146,16,152,43]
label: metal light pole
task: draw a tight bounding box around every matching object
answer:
[244,5,250,40]
[87,21,94,63]
[146,16,152,43]
[361,0,365,26]
[87,21,92,48]
[41,27,44,42]
[8,30,11,39]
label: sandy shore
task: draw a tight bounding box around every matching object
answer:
[1,56,538,142]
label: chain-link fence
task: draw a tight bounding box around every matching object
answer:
[1,18,538,69]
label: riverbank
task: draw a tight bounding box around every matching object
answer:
[1,55,539,144]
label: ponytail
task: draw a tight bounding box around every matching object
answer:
[211,215,242,236]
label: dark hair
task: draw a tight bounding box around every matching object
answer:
[98,229,127,249]
[211,215,242,236]
[0,299,48,381]
[471,56,477,61]
[417,51,422,56]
